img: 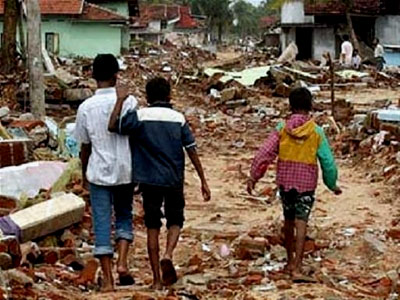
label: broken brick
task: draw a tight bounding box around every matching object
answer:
[387,228,400,240]
[0,139,32,168]
[75,258,99,285]
[244,274,263,285]
[276,279,292,290]
[9,120,46,132]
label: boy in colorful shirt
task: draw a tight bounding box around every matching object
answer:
[247,88,341,280]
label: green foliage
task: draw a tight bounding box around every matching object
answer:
[267,0,353,10]
[140,0,278,39]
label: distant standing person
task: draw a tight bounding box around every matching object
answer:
[373,38,385,71]
[74,54,137,292]
[340,34,353,67]
[352,49,362,70]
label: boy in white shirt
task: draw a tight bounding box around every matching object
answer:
[340,35,353,67]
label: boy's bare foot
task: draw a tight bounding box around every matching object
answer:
[100,282,114,293]
[291,269,317,283]
[151,281,163,290]
[160,258,178,286]
[283,262,295,274]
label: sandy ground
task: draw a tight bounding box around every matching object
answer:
[82,149,399,300]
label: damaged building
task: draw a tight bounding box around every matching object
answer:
[130,4,205,46]
[0,0,133,57]
[280,0,400,62]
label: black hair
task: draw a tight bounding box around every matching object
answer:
[374,38,380,43]
[146,77,171,103]
[92,54,119,82]
[353,49,359,55]
[343,34,350,41]
[289,87,313,112]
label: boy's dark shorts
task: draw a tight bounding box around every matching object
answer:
[280,188,315,222]
[140,184,185,229]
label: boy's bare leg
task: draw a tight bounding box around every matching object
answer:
[283,219,295,273]
[147,229,162,290]
[292,219,307,276]
[164,225,180,261]
[99,256,114,292]
[116,239,129,275]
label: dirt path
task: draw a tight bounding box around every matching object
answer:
[84,152,399,300]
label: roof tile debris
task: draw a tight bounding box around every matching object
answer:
[0,0,126,21]
[0,0,84,15]
[80,2,128,21]
[305,0,383,15]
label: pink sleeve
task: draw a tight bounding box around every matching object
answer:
[250,131,279,181]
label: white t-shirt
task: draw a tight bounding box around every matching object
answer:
[74,87,137,186]
[341,41,353,66]
[352,55,361,69]
[375,44,384,58]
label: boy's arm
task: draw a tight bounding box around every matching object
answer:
[182,122,210,201]
[316,127,341,194]
[74,105,91,190]
[186,147,211,202]
[80,143,91,190]
[108,86,139,134]
[248,130,280,194]
[108,86,129,133]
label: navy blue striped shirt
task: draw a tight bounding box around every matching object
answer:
[118,103,196,188]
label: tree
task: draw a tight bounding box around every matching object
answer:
[190,0,232,43]
[268,0,360,51]
[1,0,18,74]
[232,0,260,38]
[27,0,45,118]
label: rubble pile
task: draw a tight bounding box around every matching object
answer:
[0,44,400,299]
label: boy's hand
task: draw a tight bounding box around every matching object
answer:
[247,178,256,195]
[332,186,342,195]
[116,85,129,102]
[202,182,211,202]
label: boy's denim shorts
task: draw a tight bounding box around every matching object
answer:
[89,183,134,257]
[280,188,315,222]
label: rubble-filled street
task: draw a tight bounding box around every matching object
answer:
[1,45,399,299]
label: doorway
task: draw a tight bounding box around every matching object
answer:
[296,28,313,60]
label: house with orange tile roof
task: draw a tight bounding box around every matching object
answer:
[0,0,133,57]
[130,4,205,46]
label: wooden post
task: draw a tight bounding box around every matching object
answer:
[18,0,26,63]
[326,52,335,120]
[27,0,45,119]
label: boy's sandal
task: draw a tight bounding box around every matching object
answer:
[118,273,135,286]
[291,274,317,283]
[160,259,178,286]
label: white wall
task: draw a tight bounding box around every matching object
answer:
[376,15,400,45]
[148,21,161,32]
[280,27,296,50]
[312,27,336,61]
[281,0,305,24]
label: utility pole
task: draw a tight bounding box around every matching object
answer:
[326,52,336,120]
[27,0,45,119]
